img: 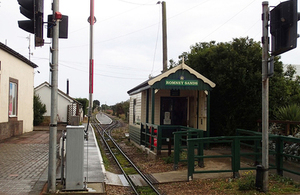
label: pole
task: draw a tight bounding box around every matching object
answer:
[162,1,167,72]
[27,34,31,61]
[88,0,95,117]
[262,1,269,192]
[48,0,60,192]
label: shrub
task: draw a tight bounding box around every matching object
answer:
[274,104,300,135]
[237,171,256,191]
[34,94,47,126]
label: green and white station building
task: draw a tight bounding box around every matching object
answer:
[127,62,216,155]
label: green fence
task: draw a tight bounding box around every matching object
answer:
[140,123,206,154]
[236,129,300,176]
[173,129,204,170]
[129,125,141,144]
[140,123,160,151]
[186,130,300,181]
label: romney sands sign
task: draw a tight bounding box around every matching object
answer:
[165,80,198,86]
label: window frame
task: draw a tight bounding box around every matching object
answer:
[133,99,136,124]
[8,78,18,118]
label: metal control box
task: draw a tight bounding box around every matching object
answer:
[65,125,84,190]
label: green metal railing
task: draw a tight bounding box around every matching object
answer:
[140,123,206,155]
[236,129,300,175]
[173,129,204,170]
[273,135,300,176]
[186,129,300,181]
[187,136,252,180]
[141,123,181,153]
[140,123,160,151]
[236,129,264,166]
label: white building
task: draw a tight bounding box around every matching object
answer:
[0,42,38,141]
[34,82,82,124]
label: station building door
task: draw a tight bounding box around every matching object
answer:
[160,97,187,126]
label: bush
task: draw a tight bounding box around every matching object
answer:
[237,171,256,191]
[34,94,47,126]
[274,104,300,135]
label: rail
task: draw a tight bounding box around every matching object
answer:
[93,116,161,195]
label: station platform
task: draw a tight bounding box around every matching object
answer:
[0,124,106,195]
[96,113,112,124]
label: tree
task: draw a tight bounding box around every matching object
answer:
[34,94,46,126]
[182,37,300,136]
[111,100,129,121]
[269,63,300,116]
[75,98,89,116]
[93,100,100,111]
[101,104,110,111]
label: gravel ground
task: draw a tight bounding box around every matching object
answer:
[104,121,229,195]
[102,119,300,195]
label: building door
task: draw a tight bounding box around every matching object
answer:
[160,97,187,126]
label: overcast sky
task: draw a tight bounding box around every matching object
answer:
[1,0,299,105]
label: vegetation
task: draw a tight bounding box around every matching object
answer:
[33,94,46,126]
[274,103,300,135]
[275,104,300,122]
[101,103,110,111]
[158,172,300,194]
[172,37,300,136]
[110,100,129,122]
[93,100,100,111]
[75,98,89,116]
[237,171,256,191]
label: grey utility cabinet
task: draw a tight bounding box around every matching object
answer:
[65,125,85,190]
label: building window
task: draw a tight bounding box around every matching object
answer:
[133,99,136,124]
[9,79,18,117]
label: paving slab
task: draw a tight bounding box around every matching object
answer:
[84,124,105,183]
[0,131,52,195]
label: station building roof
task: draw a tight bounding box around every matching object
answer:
[127,62,216,95]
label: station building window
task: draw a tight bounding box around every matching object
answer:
[9,78,18,117]
[133,99,136,124]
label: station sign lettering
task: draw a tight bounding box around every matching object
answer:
[165,80,198,86]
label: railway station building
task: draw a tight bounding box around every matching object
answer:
[127,62,215,155]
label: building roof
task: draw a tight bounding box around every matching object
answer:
[0,42,38,68]
[127,62,216,95]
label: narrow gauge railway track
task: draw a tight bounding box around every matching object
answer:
[91,116,161,195]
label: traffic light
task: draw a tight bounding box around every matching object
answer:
[17,0,44,47]
[47,14,69,39]
[270,0,299,56]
